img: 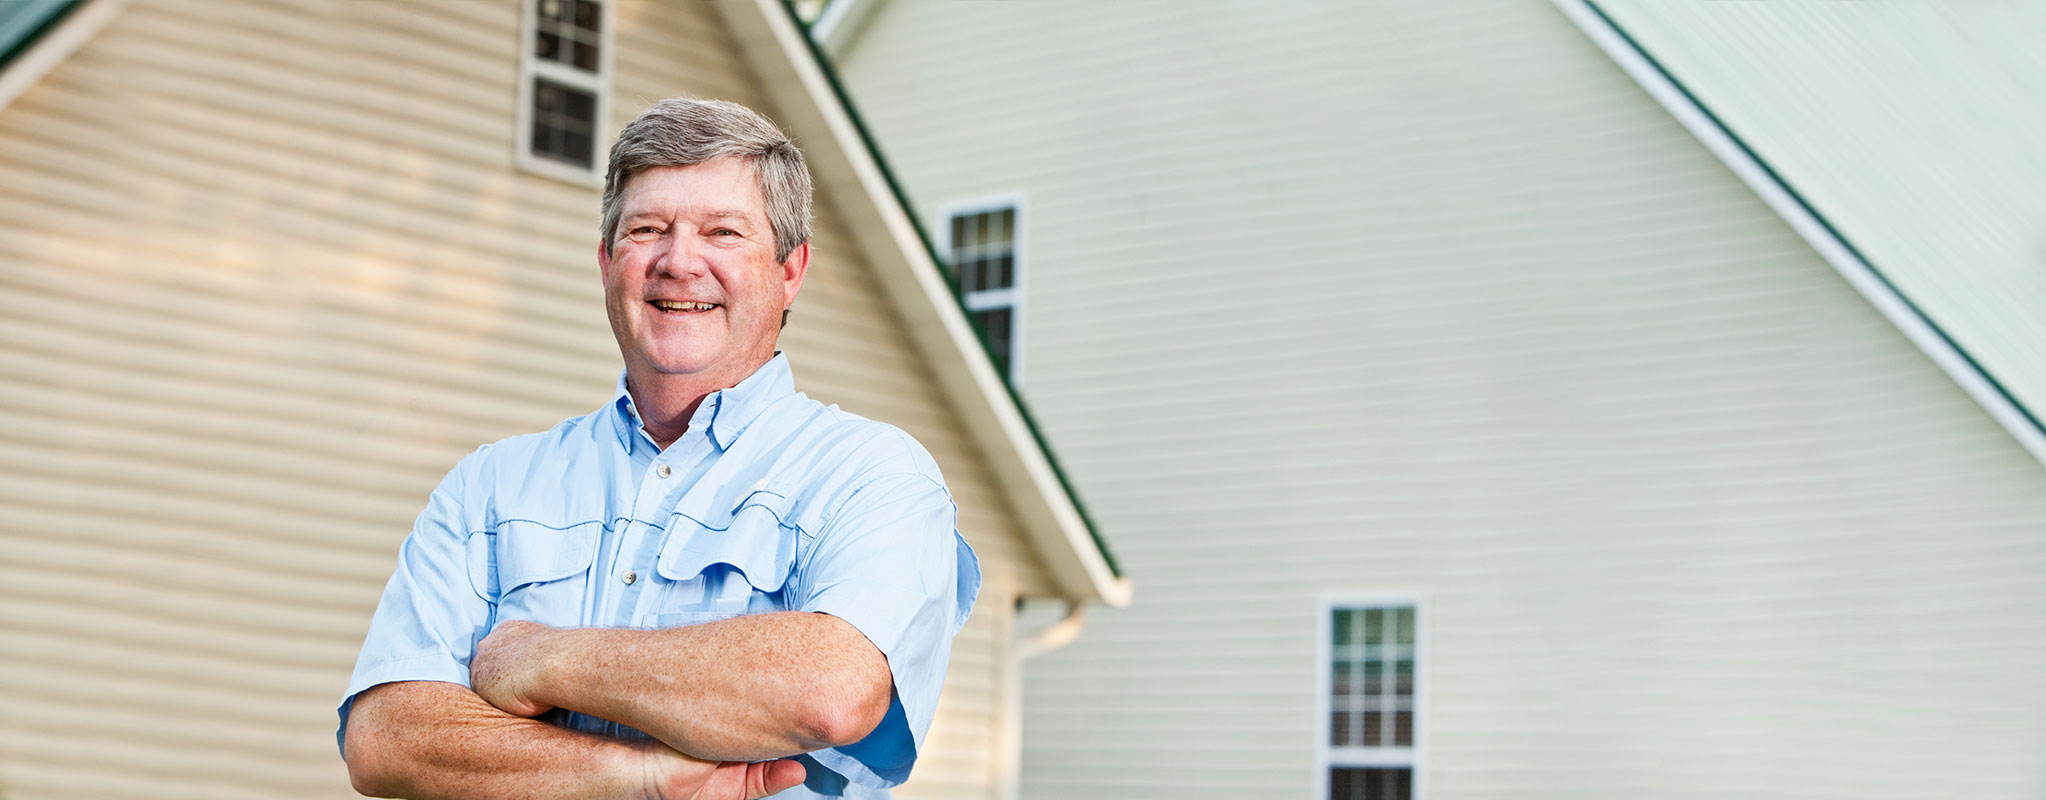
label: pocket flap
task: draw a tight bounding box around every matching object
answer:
[657,491,797,592]
[493,521,601,591]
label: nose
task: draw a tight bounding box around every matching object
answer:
[650,231,706,280]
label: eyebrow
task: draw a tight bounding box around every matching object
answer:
[620,209,758,226]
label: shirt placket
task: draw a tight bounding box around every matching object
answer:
[599,430,714,627]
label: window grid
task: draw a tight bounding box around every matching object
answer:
[1330,606,1416,748]
[530,78,597,168]
[1324,601,1419,800]
[944,204,1021,378]
[535,0,603,71]
[518,0,607,181]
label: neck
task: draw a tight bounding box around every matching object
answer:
[623,356,772,450]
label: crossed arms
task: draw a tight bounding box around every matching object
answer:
[343,611,892,800]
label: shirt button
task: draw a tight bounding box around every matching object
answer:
[621,570,638,585]
[656,464,672,478]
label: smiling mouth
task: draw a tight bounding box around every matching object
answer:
[649,300,719,314]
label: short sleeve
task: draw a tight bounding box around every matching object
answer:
[335,450,495,756]
[796,471,982,789]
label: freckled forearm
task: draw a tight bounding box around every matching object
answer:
[527,612,893,762]
[346,681,645,800]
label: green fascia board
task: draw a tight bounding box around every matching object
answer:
[0,0,78,72]
[778,0,1123,579]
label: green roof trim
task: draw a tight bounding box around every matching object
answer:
[1583,0,2046,443]
[0,0,78,73]
[777,0,1123,579]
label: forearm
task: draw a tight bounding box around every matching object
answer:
[345,680,645,800]
[512,612,892,762]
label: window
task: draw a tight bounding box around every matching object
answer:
[1319,598,1424,800]
[518,0,610,182]
[938,197,1026,381]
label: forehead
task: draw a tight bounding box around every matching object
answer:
[618,158,765,218]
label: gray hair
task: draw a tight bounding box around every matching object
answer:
[600,98,812,263]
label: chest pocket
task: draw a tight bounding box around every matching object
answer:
[468,520,601,627]
[652,490,798,629]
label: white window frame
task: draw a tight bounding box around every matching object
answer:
[515,0,614,186]
[935,193,1028,383]
[1316,592,1428,800]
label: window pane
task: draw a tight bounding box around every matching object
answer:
[986,207,1008,248]
[531,117,554,157]
[1361,710,1382,747]
[573,40,598,71]
[1329,768,1411,800]
[959,258,980,294]
[563,85,595,119]
[575,0,601,32]
[531,77,597,168]
[1330,764,1358,800]
[1330,710,1352,747]
[537,30,561,61]
[1396,608,1415,644]
[949,215,968,261]
[1393,710,1414,747]
[997,208,1016,248]
[1364,609,1384,644]
[563,130,593,166]
[990,254,1013,289]
[981,307,1012,373]
[1332,659,1353,696]
[1362,660,1384,698]
[960,211,985,250]
[1394,659,1413,696]
[1333,609,1354,646]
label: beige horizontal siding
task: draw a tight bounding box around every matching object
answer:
[0,0,1045,796]
[837,1,2046,799]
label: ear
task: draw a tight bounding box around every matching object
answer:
[779,242,811,309]
[596,237,614,283]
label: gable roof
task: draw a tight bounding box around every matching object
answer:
[714,0,1129,607]
[1556,0,2046,469]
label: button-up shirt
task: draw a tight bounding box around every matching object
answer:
[340,355,981,797]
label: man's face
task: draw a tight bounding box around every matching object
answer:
[599,158,808,387]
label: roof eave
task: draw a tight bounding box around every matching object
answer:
[712,0,1131,608]
[0,0,123,114]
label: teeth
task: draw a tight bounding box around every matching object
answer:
[651,300,717,312]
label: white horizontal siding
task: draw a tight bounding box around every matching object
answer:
[837,1,2046,799]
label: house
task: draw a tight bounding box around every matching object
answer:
[0,0,1125,797]
[823,1,2046,797]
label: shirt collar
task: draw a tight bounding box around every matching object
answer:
[609,353,796,452]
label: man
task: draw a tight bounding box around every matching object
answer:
[339,98,980,800]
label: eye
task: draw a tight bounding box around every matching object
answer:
[711,228,741,237]
[624,226,662,241]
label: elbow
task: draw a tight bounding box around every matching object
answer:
[799,679,892,748]
[342,702,405,798]
[344,739,396,798]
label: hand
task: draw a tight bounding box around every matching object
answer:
[638,739,807,800]
[471,619,560,718]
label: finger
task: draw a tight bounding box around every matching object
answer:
[693,761,746,800]
[745,759,806,798]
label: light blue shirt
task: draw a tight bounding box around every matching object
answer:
[340,354,980,797]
